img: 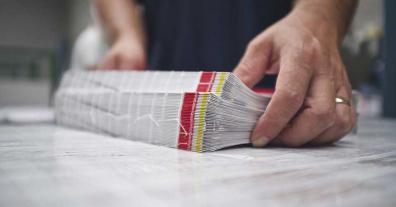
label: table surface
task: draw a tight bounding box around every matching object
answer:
[1,118,396,207]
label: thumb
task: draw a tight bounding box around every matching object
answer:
[233,38,273,88]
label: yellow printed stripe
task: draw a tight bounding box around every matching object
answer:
[195,93,209,152]
[215,72,227,96]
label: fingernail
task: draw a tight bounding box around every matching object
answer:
[252,136,270,148]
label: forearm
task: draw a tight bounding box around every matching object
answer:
[94,0,145,44]
[292,0,358,45]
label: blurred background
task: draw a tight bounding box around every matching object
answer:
[0,0,395,123]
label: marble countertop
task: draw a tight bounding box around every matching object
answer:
[1,118,396,207]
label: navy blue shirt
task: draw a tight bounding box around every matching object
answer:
[141,0,292,86]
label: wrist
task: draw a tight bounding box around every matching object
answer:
[290,2,343,46]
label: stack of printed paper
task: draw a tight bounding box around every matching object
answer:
[55,70,271,152]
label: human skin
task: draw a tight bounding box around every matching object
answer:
[233,0,358,147]
[95,0,358,147]
[95,0,146,70]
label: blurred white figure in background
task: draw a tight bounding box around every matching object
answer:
[70,5,107,70]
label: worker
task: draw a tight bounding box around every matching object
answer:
[88,0,357,148]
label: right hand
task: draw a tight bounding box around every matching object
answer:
[233,8,356,147]
[98,34,146,70]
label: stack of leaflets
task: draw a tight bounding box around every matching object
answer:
[55,70,271,152]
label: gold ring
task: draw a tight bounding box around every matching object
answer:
[335,97,351,106]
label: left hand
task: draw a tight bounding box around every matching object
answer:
[98,32,146,70]
[234,8,357,147]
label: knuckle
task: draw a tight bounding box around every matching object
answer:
[238,60,253,73]
[247,36,270,53]
[247,38,262,53]
[311,106,336,127]
[333,64,346,78]
[300,37,321,62]
[278,88,303,104]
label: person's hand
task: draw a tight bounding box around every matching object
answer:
[234,8,357,147]
[98,33,146,70]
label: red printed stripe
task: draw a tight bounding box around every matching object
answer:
[196,72,215,92]
[178,93,197,150]
[178,72,216,150]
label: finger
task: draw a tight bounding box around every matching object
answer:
[233,37,273,88]
[276,75,336,147]
[309,105,352,145]
[309,86,356,145]
[134,59,147,70]
[309,65,356,145]
[98,54,118,70]
[120,57,146,71]
[119,57,135,70]
[251,44,315,147]
[266,60,280,75]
